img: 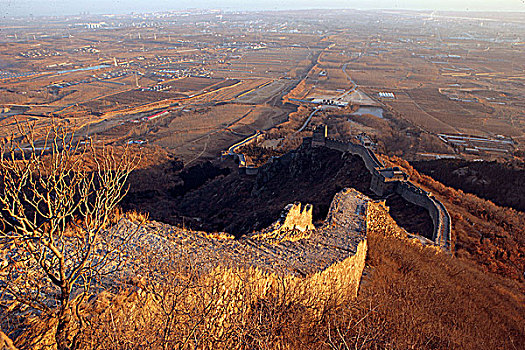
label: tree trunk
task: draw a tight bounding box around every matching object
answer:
[56,308,72,350]
[56,289,73,350]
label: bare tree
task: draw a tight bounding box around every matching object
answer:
[0,122,139,350]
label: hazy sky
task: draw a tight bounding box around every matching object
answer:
[1,0,524,17]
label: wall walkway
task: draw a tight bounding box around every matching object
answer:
[319,137,451,250]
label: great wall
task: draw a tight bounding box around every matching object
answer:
[120,188,370,298]
[223,130,264,175]
[224,124,452,250]
[314,125,451,250]
[113,121,454,303]
[117,123,452,301]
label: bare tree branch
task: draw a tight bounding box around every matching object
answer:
[0,121,139,350]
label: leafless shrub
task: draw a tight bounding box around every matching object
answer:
[0,122,140,350]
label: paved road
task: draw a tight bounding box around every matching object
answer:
[338,62,358,100]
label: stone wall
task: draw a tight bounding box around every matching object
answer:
[307,239,367,299]
[121,187,369,289]
[224,132,264,175]
[281,202,314,232]
[325,138,383,173]
[253,202,315,242]
[394,182,451,249]
[306,188,369,298]
[366,200,407,238]
[432,199,452,248]
[396,182,440,240]
[314,133,451,250]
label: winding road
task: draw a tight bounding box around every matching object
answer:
[338,62,358,99]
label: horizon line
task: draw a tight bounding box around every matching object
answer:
[4,7,525,19]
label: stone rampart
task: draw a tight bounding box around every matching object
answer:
[433,199,452,249]
[281,202,314,232]
[253,202,315,242]
[315,133,451,250]
[324,138,349,152]
[325,138,383,173]
[308,239,367,299]
[395,181,449,248]
[366,200,407,238]
[229,127,450,250]
[122,188,369,297]
[224,132,264,175]
[86,189,371,350]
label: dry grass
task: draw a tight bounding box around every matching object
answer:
[76,241,365,350]
[362,202,525,349]
[9,202,523,350]
[124,210,150,224]
[386,156,525,281]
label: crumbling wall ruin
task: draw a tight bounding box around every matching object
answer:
[252,202,314,242]
[308,239,367,299]
[281,202,314,232]
[120,188,370,288]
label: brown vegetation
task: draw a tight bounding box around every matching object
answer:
[8,200,524,350]
[0,123,139,350]
[1,126,523,350]
[386,156,525,282]
[1,11,524,349]
[412,159,525,212]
